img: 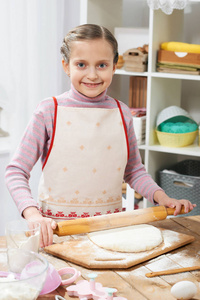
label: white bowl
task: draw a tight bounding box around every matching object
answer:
[156,106,192,128]
[0,248,48,300]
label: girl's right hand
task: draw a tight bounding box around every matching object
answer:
[22,207,57,247]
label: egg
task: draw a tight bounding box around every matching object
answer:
[171,280,197,299]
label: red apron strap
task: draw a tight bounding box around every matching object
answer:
[42,97,58,169]
[115,99,130,161]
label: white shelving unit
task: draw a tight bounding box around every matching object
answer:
[82,0,200,209]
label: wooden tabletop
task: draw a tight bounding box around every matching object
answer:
[1,215,200,300]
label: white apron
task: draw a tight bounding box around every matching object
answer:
[38,97,129,220]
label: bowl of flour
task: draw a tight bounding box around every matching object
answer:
[5,219,41,255]
[0,248,48,300]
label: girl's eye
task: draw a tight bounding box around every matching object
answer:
[98,63,107,69]
[77,62,85,68]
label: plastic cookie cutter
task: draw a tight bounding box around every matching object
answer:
[106,288,128,300]
[66,273,127,299]
[39,264,81,295]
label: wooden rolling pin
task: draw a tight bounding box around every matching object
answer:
[146,266,200,278]
[53,205,187,236]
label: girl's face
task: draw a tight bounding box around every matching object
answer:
[62,39,116,98]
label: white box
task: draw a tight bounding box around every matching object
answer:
[133,116,146,145]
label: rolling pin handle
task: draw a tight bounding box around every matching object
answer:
[166,206,188,216]
[53,225,59,236]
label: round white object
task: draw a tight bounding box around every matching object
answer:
[156,105,191,127]
[87,224,163,253]
[171,281,197,300]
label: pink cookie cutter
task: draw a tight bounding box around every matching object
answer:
[40,264,81,295]
[66,273,127,300]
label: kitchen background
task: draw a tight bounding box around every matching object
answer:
[0,0,199,235]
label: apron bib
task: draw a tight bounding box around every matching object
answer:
[38,98,128,220]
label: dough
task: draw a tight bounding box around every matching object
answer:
[87,224,163,253]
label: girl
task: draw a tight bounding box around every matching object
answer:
[5,24,195,247]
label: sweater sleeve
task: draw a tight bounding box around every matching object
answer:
[5,99,54,215]
[121,103,163,204]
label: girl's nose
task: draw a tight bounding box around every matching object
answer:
[87,67,98,80]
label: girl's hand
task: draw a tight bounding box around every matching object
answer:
[23,207,57,247]
[154,190,196,216]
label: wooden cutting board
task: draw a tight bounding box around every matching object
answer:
[44,228,195,269]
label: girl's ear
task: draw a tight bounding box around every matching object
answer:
[62,59,70,76]
[112,63,117,74]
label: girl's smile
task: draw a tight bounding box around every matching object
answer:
[62,39,116,98]
[82,82,102,88]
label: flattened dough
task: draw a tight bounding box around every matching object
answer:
[87,224,163,253]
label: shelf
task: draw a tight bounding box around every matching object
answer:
[138,143,200,157]
[151,72,200,81]
[148,144,200,157]
[138,144,147,150]
[115,70,200,81]
[115,69,148,77]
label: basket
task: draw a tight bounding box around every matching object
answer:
[156,106,198,147]
[199,125,200,146]
[156,130,198,147]
[159,160,200,216]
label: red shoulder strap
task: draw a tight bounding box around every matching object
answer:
[42,97,58,170]
[115,99,130,161]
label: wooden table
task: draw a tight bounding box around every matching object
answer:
[1,215,200,300]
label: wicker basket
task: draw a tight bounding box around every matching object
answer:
[159,160,200,216]
[156,130,198,147]
[199,126,200,146]
[156,106,198,147]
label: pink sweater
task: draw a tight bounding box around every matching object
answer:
[5,85,161,215]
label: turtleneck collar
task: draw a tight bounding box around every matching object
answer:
[69,84,107,103]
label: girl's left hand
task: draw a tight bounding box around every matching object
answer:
[154,190,196,216]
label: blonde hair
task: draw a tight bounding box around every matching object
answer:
[60,24,118,64]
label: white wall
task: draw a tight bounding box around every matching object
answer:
[0,154,21,235]
[0,0,81,236]
[122,0,149,27]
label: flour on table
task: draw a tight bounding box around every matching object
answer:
[87,224,163,253]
